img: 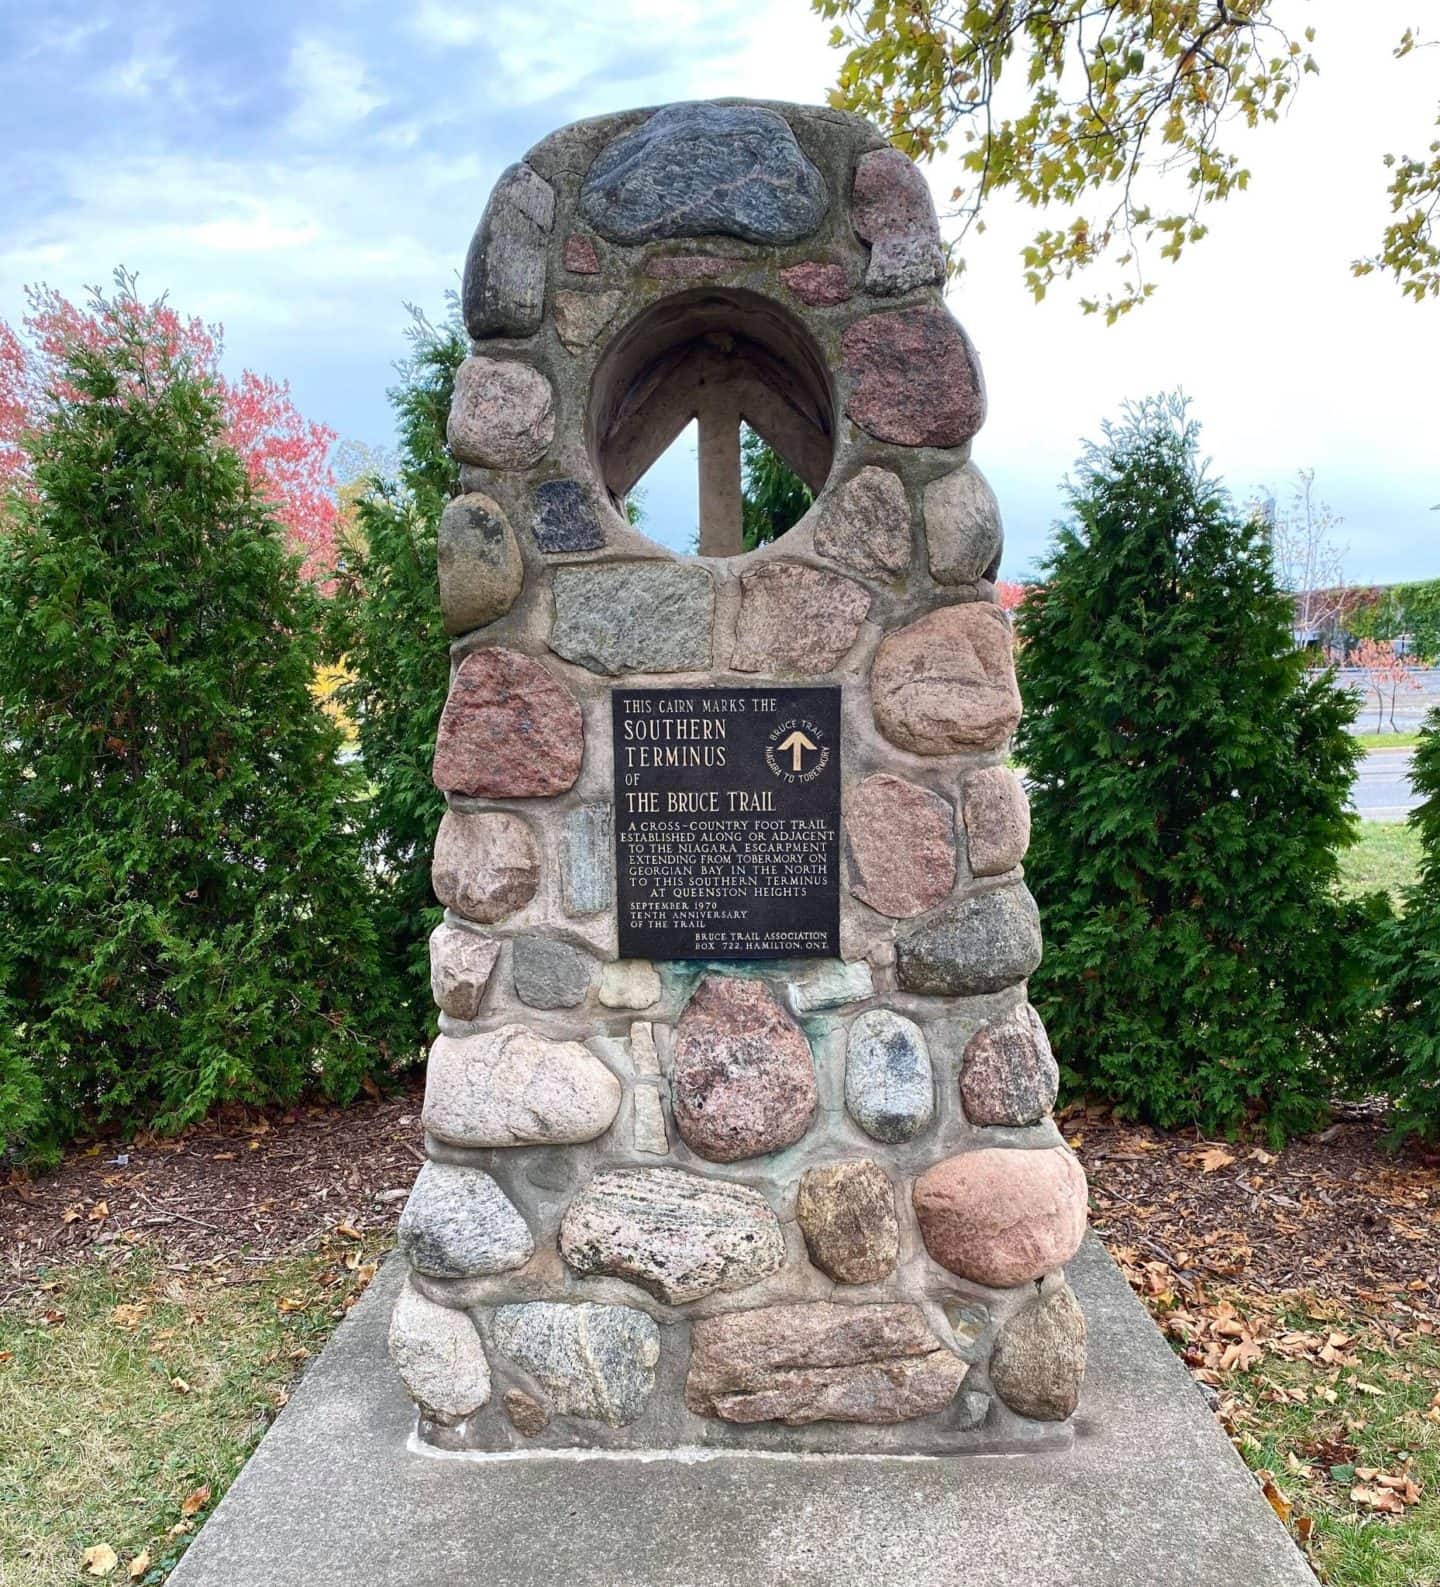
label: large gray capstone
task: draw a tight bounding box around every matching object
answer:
[578,103,828,245]
[397,1162,534,1279]
[844,1009,934,1144]
[989,1282,1087,1421]
[490,1301,660,1426]
[462,162,556,339]
[388,1278,491,1424]
[549,563,714,675]
[559,1167,785,1304]
[896,884,1043,996]
[511,936,595,1010]
[422,1026,621,1148]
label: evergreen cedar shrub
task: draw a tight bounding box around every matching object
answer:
[1014,396,1373,1143]
[330,308,464,1046]
[1368,710,1440,1140]
[0,282,404,1160]
[740,426,813,549]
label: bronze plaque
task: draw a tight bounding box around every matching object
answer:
[613,686,841,960]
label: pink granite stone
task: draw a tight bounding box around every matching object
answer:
[845,773,956,918]
[563,234,600,274]
[912,1148,1088,1288]
[731,562,871,676]
[851,148,945,295]
[962,765,1030,876]
[870,603,1021,755]
[447,355,555,470]
[960,1003,1059,1128]
[685,1301,966,1424]
[841,308,985,448]
[432,648,583,799]
[671,977,817,1163]
[779,261,854,306]
[431,810,539,924]
[853,147,941,245]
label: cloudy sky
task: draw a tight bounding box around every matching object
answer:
[2,0,1436,581]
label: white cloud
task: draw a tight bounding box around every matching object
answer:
[285,38,385,141]
[411,1,487,47]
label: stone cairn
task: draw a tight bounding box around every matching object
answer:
[389,98,1090,1455]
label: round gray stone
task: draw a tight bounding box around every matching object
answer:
[844,1009,934,1144]
[924,466,1003,586]
[989,1282,1087,1421]
[512,936,594,1010]
[812,467,912,581]
[549,563,714,675]
[438,492,525,637]
[895,884,1043,997]
[389,1278,491,1424]
[397,1161,534,1279]
[579,103,828,245]
[490,1301,660,1427]
[559,1167,785,1304]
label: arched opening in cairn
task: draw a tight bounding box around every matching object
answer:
[587,287,834,557]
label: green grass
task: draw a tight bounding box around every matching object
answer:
[1340,823,1422,908]
[0,1246,380,1586]
[1218,1306,1440,1587]
[1353,733,1423,751]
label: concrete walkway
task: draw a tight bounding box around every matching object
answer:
[168,1238,1315,1587]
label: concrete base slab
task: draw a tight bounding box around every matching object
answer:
[168,1236,1316,1587]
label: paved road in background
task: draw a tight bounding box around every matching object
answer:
[1336,667,1440,736]
[1353,748,1419,821]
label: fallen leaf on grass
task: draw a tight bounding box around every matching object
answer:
[81,1544,118,1577]
[1257,1473,1291,1523]
[128,1549,151,1579]
[170,1377,191,1395]
[111,1304,147,1328]
[1196,1147,1236,1173]
[181,1483,211,1516]
[1295,1515,1314,1543]
[334,1222,362,1241]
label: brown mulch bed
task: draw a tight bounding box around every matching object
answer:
[0,1079,427,1304]
[4,1085,1438,1316]
[1073,1103,1440,1319]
